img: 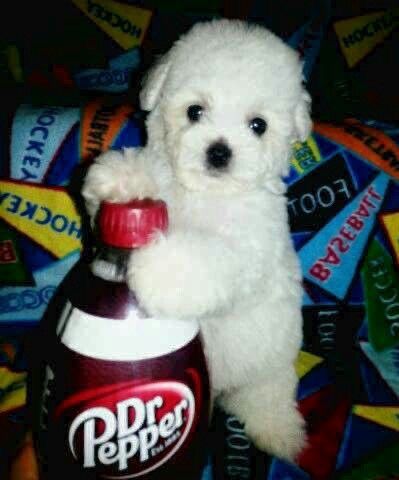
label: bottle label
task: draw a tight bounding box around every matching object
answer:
[57,380,196,477]
[60,304,200,361]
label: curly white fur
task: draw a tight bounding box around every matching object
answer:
[82,19,311,462]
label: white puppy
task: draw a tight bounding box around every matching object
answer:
[83,19,311,461]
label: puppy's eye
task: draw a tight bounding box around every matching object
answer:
[249,117,267,136]
[187,105,204,122]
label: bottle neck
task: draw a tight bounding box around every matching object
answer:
[91,244,133,282]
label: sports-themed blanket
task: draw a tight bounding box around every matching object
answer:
[1,109,399,479]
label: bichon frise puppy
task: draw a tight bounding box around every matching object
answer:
[83,19,311,461]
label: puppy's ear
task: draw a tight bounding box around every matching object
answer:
[140,53,171,111]
[294,87,312,142]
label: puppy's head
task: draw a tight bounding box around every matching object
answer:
[141,20,312,194]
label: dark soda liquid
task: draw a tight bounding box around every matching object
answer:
[33,261,211,480]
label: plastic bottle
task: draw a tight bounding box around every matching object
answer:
[33,199,211,479]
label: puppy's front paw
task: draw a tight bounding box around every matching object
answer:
[127,231,234,318]
[126,235,203,318]
[82,149,157,218]
[246,406,307,463]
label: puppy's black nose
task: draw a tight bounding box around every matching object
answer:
[206,142,232,170]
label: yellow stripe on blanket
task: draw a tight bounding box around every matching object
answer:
[0,180,82,258]
[334,9,399,68]
[71,0,152,50]
[0,367,26,414]
[379,210,399,268]
[295,350,323,379]
[353,405,399,432]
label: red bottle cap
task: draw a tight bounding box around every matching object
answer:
[99,199,168,248]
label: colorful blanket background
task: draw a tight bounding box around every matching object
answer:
[1,108,399,479]
[2,1,398,121]
[1,0,399,478]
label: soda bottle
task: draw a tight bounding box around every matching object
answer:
[34,199,211,479]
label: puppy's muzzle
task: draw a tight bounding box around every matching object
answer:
[206,142,232,171]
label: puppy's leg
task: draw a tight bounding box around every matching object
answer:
[219,367,306,463]
[127,228,240,319]
[82,148,157,218]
